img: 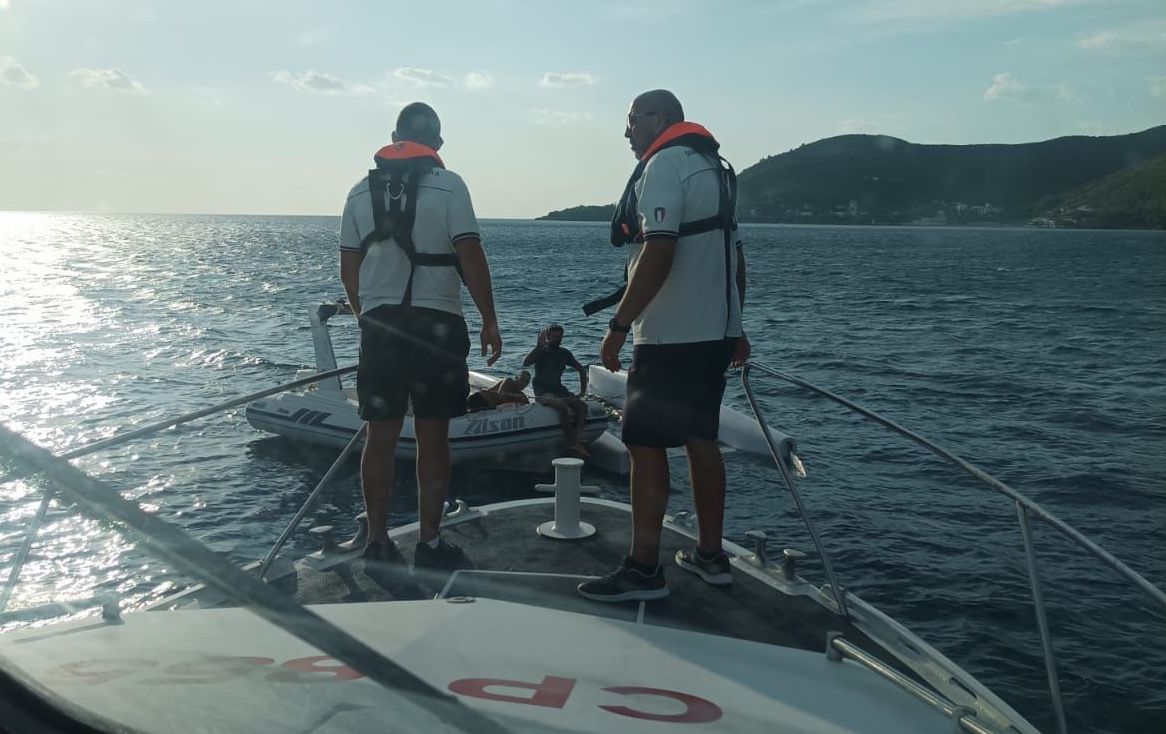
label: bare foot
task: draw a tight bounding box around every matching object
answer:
[569,443,591,459]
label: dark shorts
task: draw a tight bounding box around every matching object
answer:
[622,338,735,448]
[534,383,573,399]
[357,305,470,421]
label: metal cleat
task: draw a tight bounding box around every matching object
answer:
[535,458,599,540]
[745,530,770,567]
[780,547,807,581]
[337,512,369,552]
[443,499,470,519]
[309,525,337,553]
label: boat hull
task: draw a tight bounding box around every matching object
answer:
[246,375,608,464]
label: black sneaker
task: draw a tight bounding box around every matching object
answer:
[577,557,670,602]
[361,541,409,586]
[413,538,470,573]
[675,548,733,586]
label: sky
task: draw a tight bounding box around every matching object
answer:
[1,0,1164,218]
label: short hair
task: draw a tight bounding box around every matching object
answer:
[394,102,441,146]
[633,89,684,126]
[547,324,564,334]
[517,370,531,381]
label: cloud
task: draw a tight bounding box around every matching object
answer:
[983,72,1077,104]
[0,0,10,9]
[837,117,884,134]
[540,72,597,88]
[463,72,495,91]
[533,109,593,124]
[392,67,454,87]
[1054,83,1080,103]
[71,68,147,93]
[854,0,1081,22]
[984,73,1034,101]
[271,70,371,94]
[1078,27,1166,53]
[1151,76,1166,97]
[836,113,907,136]
[1,56,38,90]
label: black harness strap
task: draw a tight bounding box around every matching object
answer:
[360,159,462,307]
[584,150,737,317]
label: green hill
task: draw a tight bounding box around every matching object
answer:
[1034,153,1166,229]
[737,125,1166,225]
[537,125,1166,228]
[538,204,616,222]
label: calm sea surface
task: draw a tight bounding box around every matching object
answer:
[1,214,1163,733]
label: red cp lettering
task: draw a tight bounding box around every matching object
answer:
[449,675,576,708]
[598,686,723,723]
[266,655,365,683]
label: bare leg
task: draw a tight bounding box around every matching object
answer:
[686,438,725,555]
[567,399,590,457]
[627,444,670,568]
[362,419,404,545]
[538,396,573,445]
[414,417,451,544]
[570,398,587,440]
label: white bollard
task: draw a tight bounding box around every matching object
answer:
[535,457,599,540]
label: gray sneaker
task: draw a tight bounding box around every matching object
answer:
[675,548,733,586]
[577,557,670,602]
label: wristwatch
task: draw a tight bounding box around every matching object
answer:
[608,318,630,334]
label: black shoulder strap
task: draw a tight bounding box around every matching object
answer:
[676,154,736,237]
[361,161,464,307]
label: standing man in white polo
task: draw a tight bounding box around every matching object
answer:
[339,102,502,577]
[579,90,750,602]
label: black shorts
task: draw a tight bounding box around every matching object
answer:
[357,305,470,421]
[534,384,573,399]
[621,338,735,448]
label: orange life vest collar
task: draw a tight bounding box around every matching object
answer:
[639,121,717,161]
[373,141,445,168]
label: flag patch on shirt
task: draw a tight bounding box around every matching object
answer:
[653,207,666,222]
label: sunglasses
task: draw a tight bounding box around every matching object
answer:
[626,110,659,127]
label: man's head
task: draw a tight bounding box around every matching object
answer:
[547,324,564,346]
[624,89,684,159]
[391,102,443,150]
[515,370,531,388]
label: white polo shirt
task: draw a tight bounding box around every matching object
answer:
[339,167,479,316]
[629,146,744,345]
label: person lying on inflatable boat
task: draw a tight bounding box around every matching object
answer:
[466,370,532,412]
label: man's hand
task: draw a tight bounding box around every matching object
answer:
[730,333,751,369]
[600,329,626,373]
[481,320,502,366]
[536,328,548,348]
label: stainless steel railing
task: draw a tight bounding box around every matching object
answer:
[740,361,1166,734]
[0,365,357,614]
[827,634,999,734]
[0,420,511,734]
[257,422,366,580]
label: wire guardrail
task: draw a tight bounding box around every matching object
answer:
[0,365,357,614]
[740,361,1166,734]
